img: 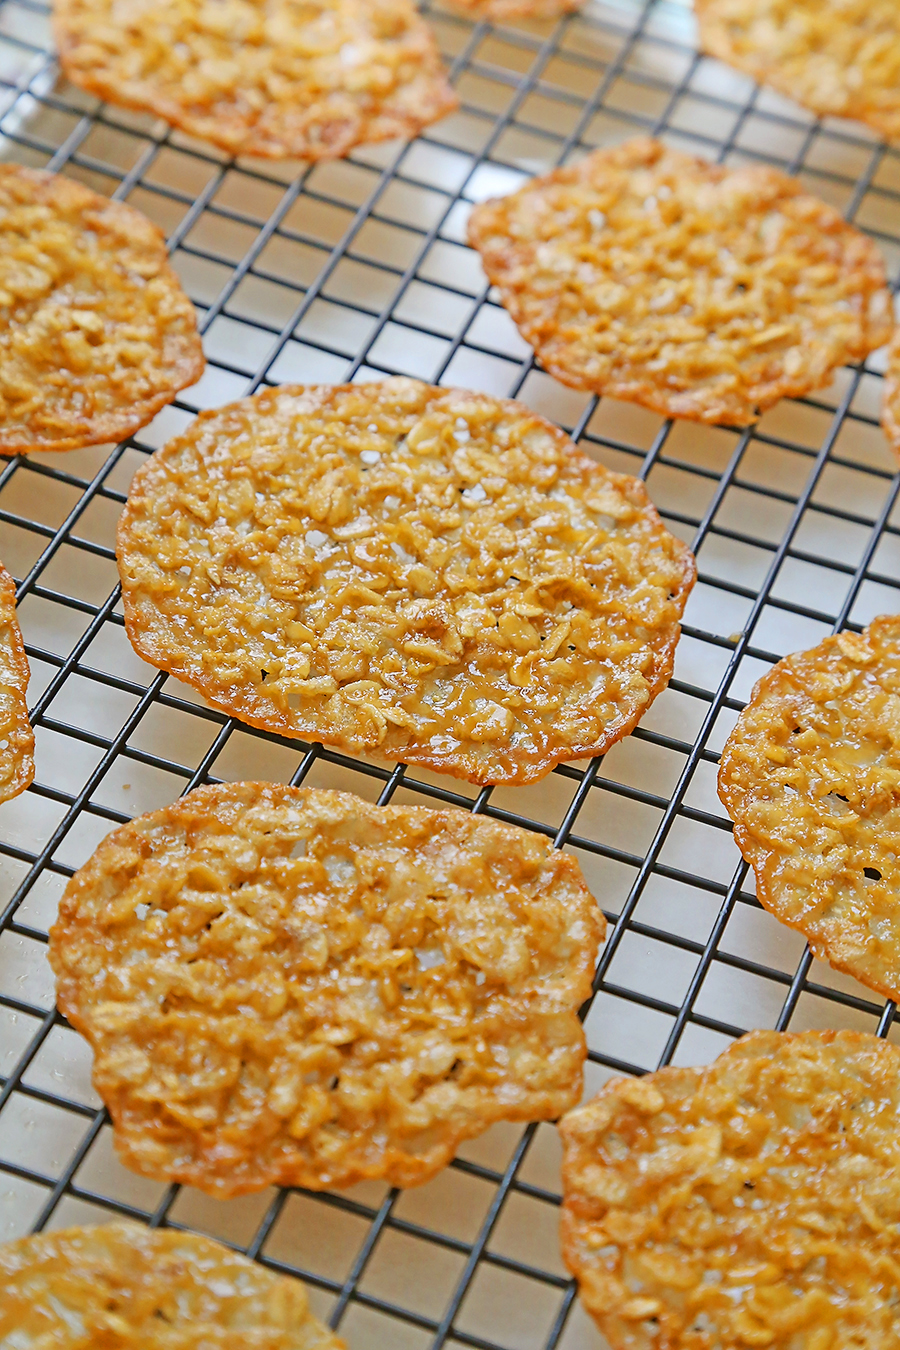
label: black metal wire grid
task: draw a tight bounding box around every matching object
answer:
[1,0,900,1344]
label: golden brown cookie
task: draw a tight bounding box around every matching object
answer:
[0,560,34,803]
[0,165,203,455]
[467,137,892,426]
[718,616,900,1001]
[49,781,604,1196]
[448,0,580,22]
[881,327,900,463]
[696,0,900,141]
[53,0,458,161]
[0,1221,345,1347]
[115,377,695,786]
[560,1029,900,1349]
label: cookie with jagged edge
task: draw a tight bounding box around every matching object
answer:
[0,1222,345,1347]
[560,1029,900,1349]
[697,0,900,141]
[467,137,892,426]
[53,0,457,161]
[0,165,203,455]
[448,0,580,23]
[115,377,695,786]
[881,327,900,464]
[49,781,604,1196]
[0,560,33,803]
[719,616,900,1001]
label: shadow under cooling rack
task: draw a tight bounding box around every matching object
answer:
[2,0,900,1346]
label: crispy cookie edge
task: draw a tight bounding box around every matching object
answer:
[881,327,900,465]
[694,0,900,142]
[115,381,697,787]
[52,3,458,162]
[717,617,900,1003]
[50,781,603,1194]
[447,0,581,18]
[558,1028,894,1343]
[0,1220,347,1347]
[0,559,34,804]
[0,164,204,455]
[467,137,893,426]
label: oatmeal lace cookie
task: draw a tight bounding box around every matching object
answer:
[448,0,580,23]
[53,0,458,161]
[467,137,892,426]
[560,1029,900,1349]
[719,616,900,1001]
[0,165,203,455]
[0,1222,345,1347]
[115,378,695,786]
[0,560,34,803]
[880,327,900,464]
[49,782,604,1196]
[696,0,900,141]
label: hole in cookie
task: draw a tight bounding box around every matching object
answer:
[864,867,882,881]
[743,1180,755,1189]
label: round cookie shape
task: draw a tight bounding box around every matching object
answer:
[697,0,900,141]
[49,782,604,1196]
[560,1030,900,1349]
[718,616,900,1001]
[53,0,458,161]
[0,165,203,454]
[115,377,695,786]
[466,137,892,426]
[0,560,33,803]
[0,1221,345,1347]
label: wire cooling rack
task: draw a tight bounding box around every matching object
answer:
[2,0,900,1344]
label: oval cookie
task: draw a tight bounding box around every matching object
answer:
[719,616,900,1001]
[49,782,604,1195]
[115,377,695,786]
[467,137,892,426]
[0,560,33,803]
[0,1222,345,1347]
[53,0,458,161]
[0,165,203,455]
[560,1030,900,1349]
[697,0,900,141]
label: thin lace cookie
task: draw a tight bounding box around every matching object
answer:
[115,377,695,786]
[560,1029,900,1349]
[0,164,203,455]
[53,0,458,161]
[696,0,900,141]
[0,560,33,803]
[0,1222,345,1347]
[718,615,900,1001]
[881,326,900,464]
[467,136,892,426]
[448,0,580,22]
[49,781,604,1196]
